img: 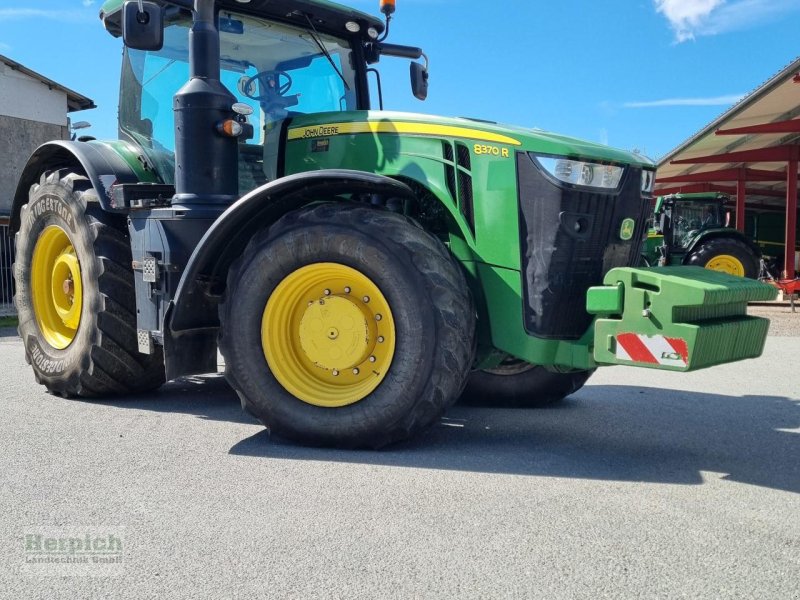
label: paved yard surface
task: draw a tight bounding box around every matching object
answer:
[0,319,798,599]
[749,304,800,336]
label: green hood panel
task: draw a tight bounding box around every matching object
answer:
[288,111,655,167]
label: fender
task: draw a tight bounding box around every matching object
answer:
[682,228,762,259]
[163,169,416,380]
[10,140,158,232]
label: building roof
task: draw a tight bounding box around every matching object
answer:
[655,56,800,208]
[0,54,96,113]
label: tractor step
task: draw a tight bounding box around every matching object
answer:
[587,266,778,371]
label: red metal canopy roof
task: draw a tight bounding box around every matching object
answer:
[656,56,800,207]
[655,56,800,277]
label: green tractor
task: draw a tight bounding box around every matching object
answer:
[11,0,776,448]
[643,192,761,278]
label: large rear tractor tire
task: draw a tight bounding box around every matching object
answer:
[14,171,165,397]
[685,237,759,278]
[460,360,594,408]
[219,203,475,448]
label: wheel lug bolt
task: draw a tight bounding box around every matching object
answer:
[375,314,382,321]
[362,296,370,303]
[344,287,351,294]
[377,336,384,343]
[353,368,360,375]
[369,356,376,363]
[332,370,339,377]
[324,289,331,296]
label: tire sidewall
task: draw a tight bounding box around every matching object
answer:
[15,180,101,385]
[223,221,440,442]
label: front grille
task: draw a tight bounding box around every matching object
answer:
[517,153,649,339]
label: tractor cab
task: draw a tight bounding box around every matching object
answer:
[654,193,728,250]
[103,0,428,194]
[113,4,368,189]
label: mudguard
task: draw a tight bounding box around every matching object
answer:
[10,140,158,232]
[683,228,762,258]
[587,266,777,371]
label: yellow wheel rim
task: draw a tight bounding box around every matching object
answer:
[262,263,396,408]
[31,225,83,349]
[705,254,745,277]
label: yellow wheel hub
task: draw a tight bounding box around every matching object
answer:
[31,225,83,349]
[705,254,745,277]
[262,263,396,408]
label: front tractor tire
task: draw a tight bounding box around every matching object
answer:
[14,171,165,397]
[686,237,759,278]
[219,204,475,449]
[460,360,594,408]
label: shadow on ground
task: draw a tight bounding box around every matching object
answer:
[91,376,800,494]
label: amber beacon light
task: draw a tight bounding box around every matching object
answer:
[380,0,396,16]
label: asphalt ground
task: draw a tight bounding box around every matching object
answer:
[0,318,798,599]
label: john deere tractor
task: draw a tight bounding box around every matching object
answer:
[11,0,776,448]
[643,192,761,278]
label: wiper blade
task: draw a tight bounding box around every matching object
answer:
[303,13,350,91]
[143,59,177,86]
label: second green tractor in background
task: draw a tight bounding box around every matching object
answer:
[643,192,761,278]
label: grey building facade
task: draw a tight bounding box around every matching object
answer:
[0,55,94,217]
[0,56,94,312]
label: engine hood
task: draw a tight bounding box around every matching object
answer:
[287,111,655,169]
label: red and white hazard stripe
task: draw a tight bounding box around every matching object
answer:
[615,333,689,368]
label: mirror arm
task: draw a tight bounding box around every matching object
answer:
[420,52,429,70]
[378,43,423,60]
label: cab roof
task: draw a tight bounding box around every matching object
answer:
[100,0,384,39]
[658,192,730,202]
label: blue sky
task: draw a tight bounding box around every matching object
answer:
[1,0,799,160]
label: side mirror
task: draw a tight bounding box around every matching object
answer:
[410,62,428,101]
[122,1,164,51]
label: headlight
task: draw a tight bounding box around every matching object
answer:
[641,169,656,193]
[535,156,624,190]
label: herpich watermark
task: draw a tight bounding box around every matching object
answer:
[20,527,125,576]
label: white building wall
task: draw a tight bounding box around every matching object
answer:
[0,61,69,126]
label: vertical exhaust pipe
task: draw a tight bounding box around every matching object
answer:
[173,0,239,206]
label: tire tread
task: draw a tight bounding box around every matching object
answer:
[15,171,165,398]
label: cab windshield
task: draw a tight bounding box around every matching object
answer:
[119,11,358,188]
[672,200,725,248]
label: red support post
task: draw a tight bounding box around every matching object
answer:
[736,172,746,232]
[785,149,798,278]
